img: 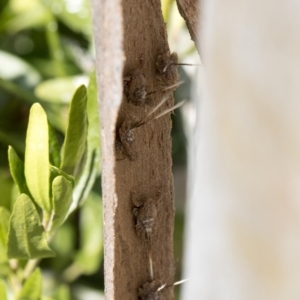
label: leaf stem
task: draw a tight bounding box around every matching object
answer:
[8,260,22,294]
[23,259,41,280]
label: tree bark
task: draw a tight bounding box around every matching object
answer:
[176,0,201,55]
[91,0,176,299]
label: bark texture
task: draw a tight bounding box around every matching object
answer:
[176,0,201,55]
[92,0,176,299]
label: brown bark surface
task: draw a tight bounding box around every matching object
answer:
[176,0,201,55]
[92,0,176,299]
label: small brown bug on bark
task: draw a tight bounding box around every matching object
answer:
[116,119,138,161]
[156,51,201,88]
[138,279,188,300]
[138,280,162,300]
[124,69,148,106]
[156,51,180,86]
[132,190,163,280]
[116,94,185,161]
[132,190,162,240]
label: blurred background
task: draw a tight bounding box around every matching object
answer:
[0,0,200,298]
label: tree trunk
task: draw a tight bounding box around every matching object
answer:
[176,0,201,55]
[91,0,176,299]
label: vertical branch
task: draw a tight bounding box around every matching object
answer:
[91,0,124,298]
[92,0,176,299]
[176,0,202,55]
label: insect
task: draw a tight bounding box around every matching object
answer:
[138,279,188,300]
[116,89,185,161]
[124,69,148,106]
[156,51,180,86]
[156,51,201,87]
[132,190,162,240]
[116,119,138,161]
[132,190,162,280]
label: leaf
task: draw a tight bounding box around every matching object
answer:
[75,192,103,274]
[0,50,41,89]
[25,103,51,213]
[5,2,51,33]
[49,166,75,186]
[0,280,7,300]
[51,176,73,230]
[48,123,61,168]
[17,268,42,300]
[0,207,10,263]
[34,76,88,103]
[0,171,14,210]
[46,0,92,37]
[7,194,55,259]
[72,71,101,209]
[54,284,71,300]
[0,264,9,277]
[8,146,31,196]
[60,85,88,178]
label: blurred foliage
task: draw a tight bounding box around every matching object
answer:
[0,0,102,298]
[0,0,198,298]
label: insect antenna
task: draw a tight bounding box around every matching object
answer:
[163,61,201,72]
[132,97,185,130]
[146,80,184,97]
[156,278,189,292]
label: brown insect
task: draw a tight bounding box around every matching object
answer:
[116,119,138,161]
[132,190,162,240]
[132,189,163,280]
[116,91,185,161]
[138,279,188,300]
[156,51,180,86]
[124,69,148,106]
[156,51,201,87]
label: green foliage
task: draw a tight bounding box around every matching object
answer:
[72,72,101,208]
[74,192,103,275]
[17,268,42,300]
[0,207,10,263]
[8,146,31,196]
[0,280,7,300]
[7,194,55,259]
[24,103,51,213]
[60,85,88,178]
[51,176,73,230]
[54,284,71,300]
[2,83,102,298]
[0,0,103,298]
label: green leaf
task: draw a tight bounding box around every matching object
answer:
[8,146,31,196]
[49,166,75,186]
[0,171,14,210]
[75,192,103,274]
[72,71,101,209]
[50,221,75,261]
[0,280,7,300]
[0,207,10,263]
[0,50,41,89]
[0,263,9,276]
[34,76,88,104]
[48,123,61,168]
[7,194,55,259]
[17,268,42,300]
[51,176,73,230]
[61,85,88,178]
[54,284,71,300]
[5,2,51,33]
[46,0,92,37]
[25,103,51,213]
